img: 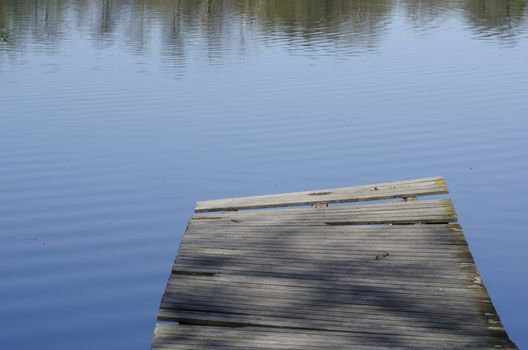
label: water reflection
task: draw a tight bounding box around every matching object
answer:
[463,0,528,41]
[403,0,452,29]
[1,0,527,61]
[232,0,393,48]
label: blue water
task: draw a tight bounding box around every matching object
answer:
[1,1,527,349]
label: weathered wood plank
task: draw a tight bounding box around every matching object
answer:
[170,267,483,291]
[185,223,467,242]
[159,299,490,329]
[171,268,483,291]
[158,302,500,338]
[186,222,463,232]
[162,281,493,311]
[196,177,448,212]
[158,299,492,328]
[173,252,477,266]
[153,324,516,350]
[177,245,471,258]
[157,309,508,342]
[193,199,457,225]
[160,292,493,320]
[154,323,515,349]
[164,274,486,299]
[165,273,484,298]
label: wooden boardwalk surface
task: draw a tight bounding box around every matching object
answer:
[152,177,518,349]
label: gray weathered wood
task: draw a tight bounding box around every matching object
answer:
[193,199,457,226]
[153,324,515,350]
[196,176,448,212]
[151,178,518,349]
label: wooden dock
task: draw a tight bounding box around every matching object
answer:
[152,177,517,349]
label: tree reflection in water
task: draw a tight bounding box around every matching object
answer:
[0,0,526,60]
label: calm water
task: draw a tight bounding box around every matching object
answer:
[1,1,527,349]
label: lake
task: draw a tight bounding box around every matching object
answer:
[0,1,527,349]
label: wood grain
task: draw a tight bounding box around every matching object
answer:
[151,177,518,349]
[196,177,448,212]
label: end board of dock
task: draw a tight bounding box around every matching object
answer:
[151,177,518,349]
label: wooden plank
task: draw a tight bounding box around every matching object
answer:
[166,273,484,298]
[164,273,485,297]
[157,309,508,342]
[152,328,516,350]
[158,298,493,327]
[171,268,483,291]
[185,223,466,241]
[193,199,457,225]
[170,267,483,291]
[153,324,516,350]
[161,290,493,318]
[157,310,501,343]
[159,298,490,329]
[153,329,504,350]
[174,253,476,267]
[186,222,463,232]
[162,281,493,311]
[177,245,471,257]
[196,177,448,212]
[158,302,500,338]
